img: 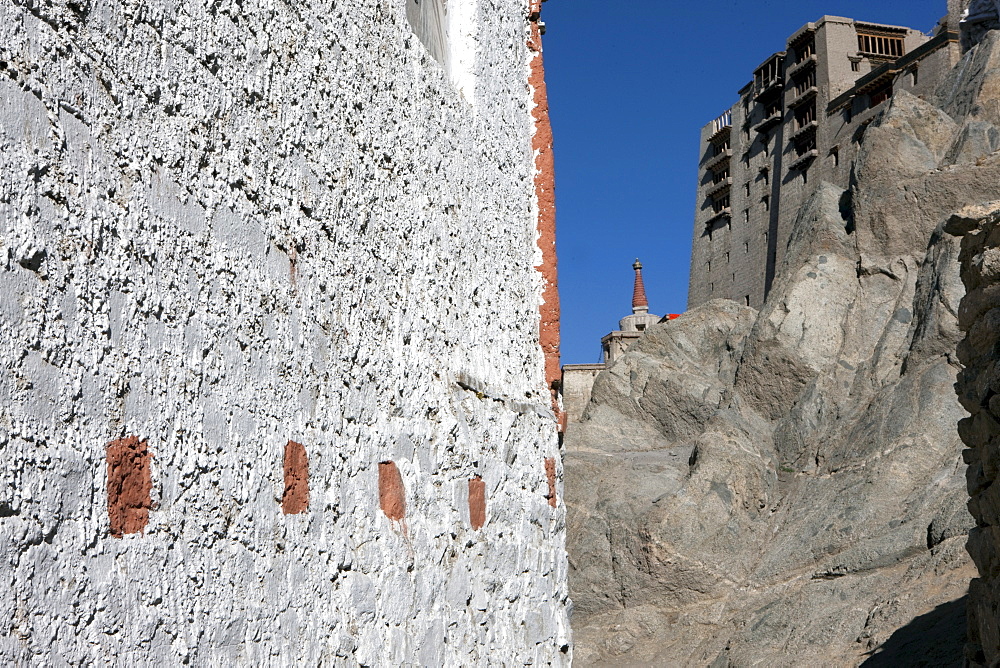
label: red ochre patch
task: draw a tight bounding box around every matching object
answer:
[378,461,406,521]
[106,436,153,538]
[529,9,562,423]
[544,457,557,508]
[468,476,487,530]
[282,440,309,515]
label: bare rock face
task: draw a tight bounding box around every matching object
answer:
[961,0,1000,51]
[564,31,1000,668]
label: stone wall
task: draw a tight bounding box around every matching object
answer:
[0,0,571,664]
[954,204,1000,666]
[560,364,603,425]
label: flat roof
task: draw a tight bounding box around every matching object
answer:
[787,15,915,47]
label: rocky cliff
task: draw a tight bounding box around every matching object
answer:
[566,29,1000,667]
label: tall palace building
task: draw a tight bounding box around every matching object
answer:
[688,14,962,308]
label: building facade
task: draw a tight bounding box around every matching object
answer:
[689,15,961,309]
[0,0,570,665]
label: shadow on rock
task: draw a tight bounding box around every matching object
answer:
[861,596,966,668]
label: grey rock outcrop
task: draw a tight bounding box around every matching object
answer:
[961,0,1000,50]
[565,29,1000,667]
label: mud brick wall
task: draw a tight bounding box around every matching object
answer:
[0,0,570,664]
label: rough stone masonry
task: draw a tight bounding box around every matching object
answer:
[0,0,571,664]
[955,203,1000,666]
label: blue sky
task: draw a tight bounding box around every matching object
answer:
[545,0,947,365]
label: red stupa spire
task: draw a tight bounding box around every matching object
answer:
[631,259,649,314]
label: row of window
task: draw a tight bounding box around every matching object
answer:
[706,281,752,306]
[712,110,733,134]
[795,38,816,64]
[706,241,755,272]
[743,30,907,126]
[708,196,770,231]
[713,137,839,198]
[712,136,731,157]
[857,33,904,58]
[711,171,770,214]
[793,69,817,97]
[795,102,816,130]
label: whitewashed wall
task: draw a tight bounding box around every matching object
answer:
[0,0,571,663]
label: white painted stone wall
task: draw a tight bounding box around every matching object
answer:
[0,0,571,663]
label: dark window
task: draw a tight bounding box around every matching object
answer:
[713,194,730,214]
[795,102,816,129]
[869,83,892,108]
[794,69,816,96]
[754,56,783,92]
[796,39,815,63]
[795,134,817,156]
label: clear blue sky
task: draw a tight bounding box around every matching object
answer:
[546,0,947,365]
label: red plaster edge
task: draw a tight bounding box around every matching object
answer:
[528,2,562,427]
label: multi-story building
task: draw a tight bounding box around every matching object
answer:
[688,15,961,309]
